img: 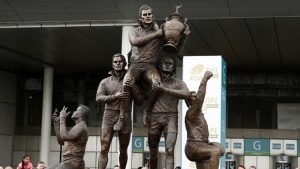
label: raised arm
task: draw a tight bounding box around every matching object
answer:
[60,124,85,141]
[163,81,189,99]
[153,80,190,100]
[52,109,64,145]
[129,28,163,47]
[195,71,213,107]
[59,106,72,141]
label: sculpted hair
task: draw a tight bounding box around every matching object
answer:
[112,53,126,63]
[79,104,90,119]
[139,5,153,17]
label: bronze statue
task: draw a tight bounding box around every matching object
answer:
[114,5,190,131]
[148,56,190,169]
[96,53,143,169]
[50,105,89,169]
[184,71,225,169]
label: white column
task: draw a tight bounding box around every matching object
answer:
[122,25,134,169]
[122,26,132,69]
[175,67,183,167]
[40,67,54,166]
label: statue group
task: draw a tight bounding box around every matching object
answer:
[51,4,224,169]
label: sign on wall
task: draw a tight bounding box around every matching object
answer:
[284,140,297,156]
[182,56,226,169]
[270,139,283,155]
[132,136,144,153]
[244,139,270,156]
[231,139,244,155]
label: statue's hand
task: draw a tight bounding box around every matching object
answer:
[124,78,135,88]
[115,91,130,100]
[125,78,139,94]
[156,29,163,37]
[52,108,60,123]
[59,106,71,119]
[152,82,164,92]
[186,91,196,107]
[204,71,213,80]
[183,24,190,36]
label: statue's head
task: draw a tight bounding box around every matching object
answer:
[112,53,127,72]
[71,105,89,121]
[159,56,175,73]
[139,5,154,26]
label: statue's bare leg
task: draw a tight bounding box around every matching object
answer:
[143,70,161,127]
[98,129,114,169]
[114,84,130,131]
[119,133,130,169]
[148,134,161,169]
[196,160,209,169]
[165,132,177,169]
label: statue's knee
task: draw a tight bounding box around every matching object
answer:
[211,149,221,158]
[166,147,174,158]
[150,148,158,157]
[100,145,109,155]
[119,149,128,156]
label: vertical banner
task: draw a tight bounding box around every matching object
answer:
[182,56,226,169]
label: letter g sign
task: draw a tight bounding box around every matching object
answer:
[135,138,142,148]
[253,141,261,150]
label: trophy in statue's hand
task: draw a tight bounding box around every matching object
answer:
[162,5,190,54]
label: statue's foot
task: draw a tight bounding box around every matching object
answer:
[142,109,149,127]
[114,119,123,131]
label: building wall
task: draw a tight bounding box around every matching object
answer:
[0,70,17,166]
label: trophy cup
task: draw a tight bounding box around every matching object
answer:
[162,5,187,53]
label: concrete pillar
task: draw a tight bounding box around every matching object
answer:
[175,67,183,167]
[40,67,54,166]
[122,25,134,169]
[122,26,132,69]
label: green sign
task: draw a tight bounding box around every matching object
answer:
[132,136,144,153]
[245,139,270,156]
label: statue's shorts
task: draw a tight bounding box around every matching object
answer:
[101,109,132,133]
[148,112,178,135]
[185,141,209,161]
[126,62,160,83]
